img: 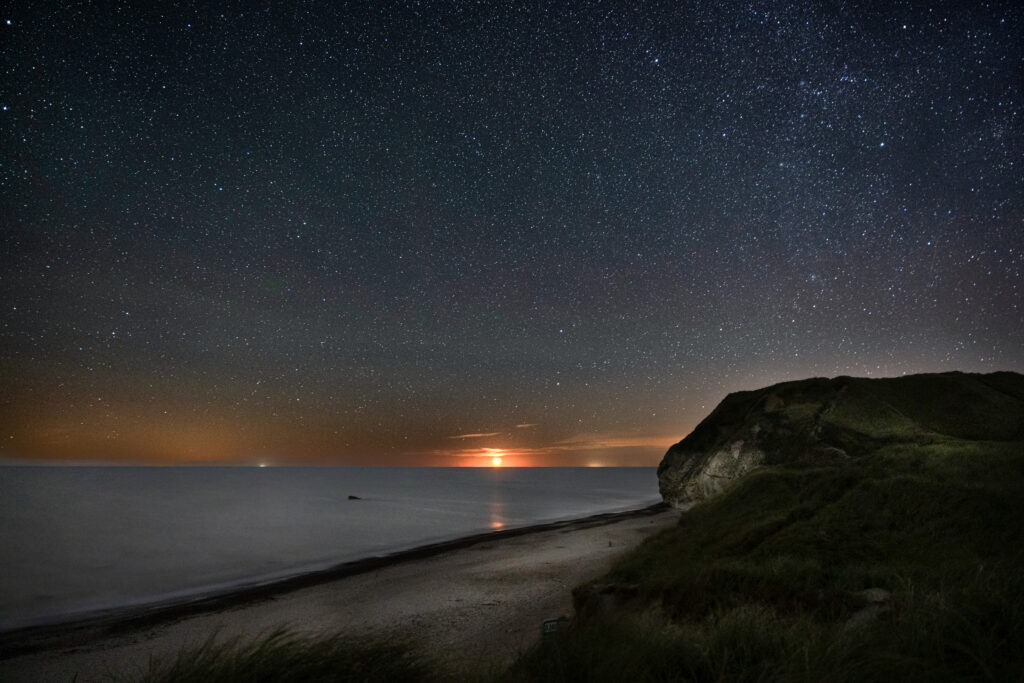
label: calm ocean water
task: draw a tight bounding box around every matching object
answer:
[0,466,659,630]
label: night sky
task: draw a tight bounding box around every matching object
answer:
[2,2,1021,466]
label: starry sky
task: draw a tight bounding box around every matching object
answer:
[2,1,1021,467]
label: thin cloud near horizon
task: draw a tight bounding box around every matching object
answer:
[428,430,685,459]
[552,432,684,450]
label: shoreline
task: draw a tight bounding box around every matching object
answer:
[0,502,668,661]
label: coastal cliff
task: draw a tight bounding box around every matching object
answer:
[509,370,1024,681]
[658,371,1024,508]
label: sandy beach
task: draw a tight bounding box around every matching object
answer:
[0,506,679,681]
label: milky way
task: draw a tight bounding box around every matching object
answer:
[2,2,1021,465]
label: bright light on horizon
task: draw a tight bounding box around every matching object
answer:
[492,456,503,466]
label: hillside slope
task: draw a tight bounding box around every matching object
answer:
[658,371,1024,508]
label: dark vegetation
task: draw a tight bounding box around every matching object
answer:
[122,628,432,683]
[507,446,1024,681]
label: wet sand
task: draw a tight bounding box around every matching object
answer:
[0,505,679,681]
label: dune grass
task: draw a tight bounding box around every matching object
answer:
[120,628,434,683]
[504,440,1024,682]
[505,571,1024,683]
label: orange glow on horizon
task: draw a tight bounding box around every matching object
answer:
[422,432,682,467]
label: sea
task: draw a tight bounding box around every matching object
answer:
[0,466,660,631]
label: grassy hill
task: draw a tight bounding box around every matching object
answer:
[658,371,1024,508]
[506,372,1024,682]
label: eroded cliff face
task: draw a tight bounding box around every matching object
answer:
[657,371,1024,509]
[658,439,765,509]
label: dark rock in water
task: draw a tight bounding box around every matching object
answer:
[348,495,361,500]
[658,371,1024,509]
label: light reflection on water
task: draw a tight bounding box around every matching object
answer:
[489,490,506,529]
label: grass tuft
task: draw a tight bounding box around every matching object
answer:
[121,628,434,683]
[507,569,1024,683]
